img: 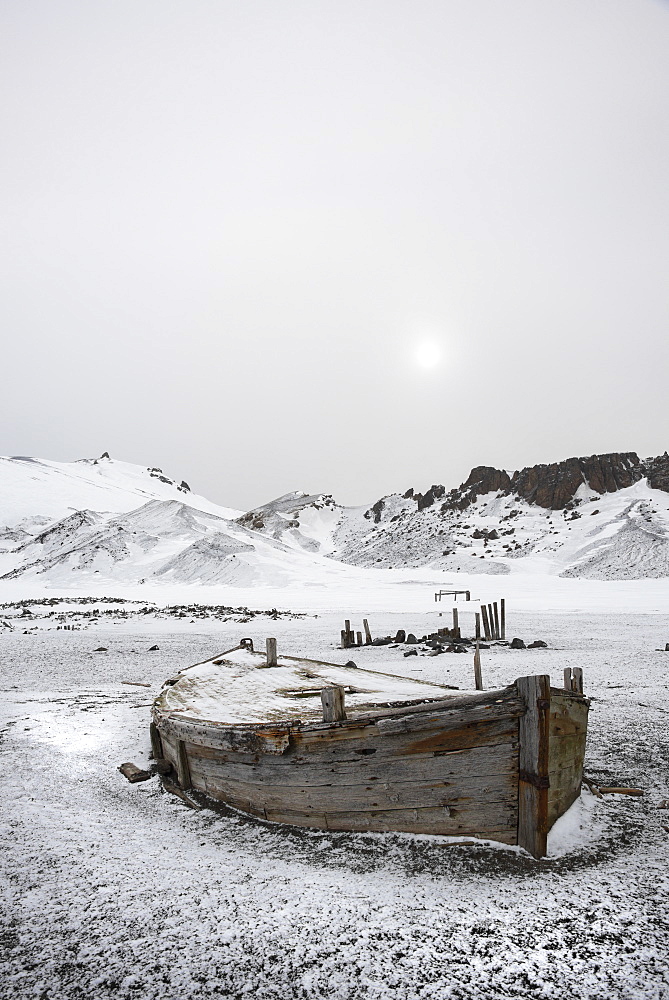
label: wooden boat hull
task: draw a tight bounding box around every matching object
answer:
[152,679,589,856]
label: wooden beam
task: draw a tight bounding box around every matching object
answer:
[488,604,496,640]
[500,598,506,640]
[266,637,278,667]
[481,605,491,641]
[475,612,481,640]
[572,667,583,695]
[321,685,347,722]
[516,674,550,858]
[363,619,372,645]
[452,607,459,638]
[493,602,500,641]
[473,642,483,690]
[356,631,363,647]
[149,721,163,760]
[175,739,192,790]
[563,667,572,692]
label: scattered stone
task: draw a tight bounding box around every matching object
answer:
[403,648,418,657]
[372,637,392,646]
[510,638,526,649]
[94,646,108,652]
[344,660,357,669]
[394,629,406,643]
[148,644,160,651]
[406,633,417,644]
[527,640,548,648]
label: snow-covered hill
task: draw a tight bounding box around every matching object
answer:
[0,455,366,589]
[2,449,669,587]
[238,452,669,581]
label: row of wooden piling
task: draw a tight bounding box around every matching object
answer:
[476,599,505,642]
[341,619,372,649]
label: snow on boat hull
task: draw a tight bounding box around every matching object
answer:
[151,647,589,858]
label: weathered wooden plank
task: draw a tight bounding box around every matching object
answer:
[296,717,519,759]
[156,715,293,754]
[195,767,518,815]
[517,675,550,858]
[473,643,483,691]
[493,602,500,641]
[266,637,278,668]
[175,739,192,790]
[549,697,589,738]
[320,804,517,839]
[549,732,587,770]
[375,699,524,736]
[149,721,163,760]
[500,598,506,640]
[321,685,346,722]
[363,619,372,644]
[481,605,491,641]
[186,740,518,788]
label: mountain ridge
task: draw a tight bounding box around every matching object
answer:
[2,449,669,585]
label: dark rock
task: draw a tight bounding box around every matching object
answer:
[646,453,669,494]
[365,498,385,523]
[510,637,526,649]
[403,648,418,657]
[394,629,406,643]
[372,636,392,646]
[512,452,642,509]
[344,660,358,668]
[403,488,414,499]
[415,484,446,511]
[94,646,108,652]
[527,640,548,648]
[100,451,110,459]
[148,644,160,651]
[405,633,417,644]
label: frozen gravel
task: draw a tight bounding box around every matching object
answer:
[1,607,668,999]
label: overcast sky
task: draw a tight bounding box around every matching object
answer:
[2,0,668,510]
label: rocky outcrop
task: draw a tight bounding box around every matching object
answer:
[441,466,513,511]
[646,453,669,494]
[440,452,650,511]
[512,452,642,509]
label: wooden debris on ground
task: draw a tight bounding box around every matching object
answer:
[161,777,201,809]
[118,762,152,783]
[121,680,151,687]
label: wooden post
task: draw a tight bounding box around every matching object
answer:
[149,721,163,760]
[481,605,491,641]
[356,631,363,646]
[488,604,495,640]
[363,618,372,645]
[175,739,192,790]
[266,637,277,667]
[475,612,481,640]
[516,674,550,858]
[493,602,500,641]
[341,630,348,649]
[321,685,346,722]
[500,598,506,640]
[466,590,471,601]
[452,607,459,638]
[563,667,572,691]
[473,642,483,690]
[573,667,583,694]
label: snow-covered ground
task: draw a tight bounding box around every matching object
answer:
[1,594,668,999]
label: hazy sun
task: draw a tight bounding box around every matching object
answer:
[414,342,442,369]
